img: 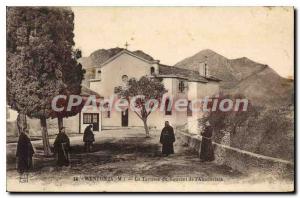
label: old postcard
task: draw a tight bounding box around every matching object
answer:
[6,6,294,192]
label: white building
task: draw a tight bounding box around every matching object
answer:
[7,49,220,136]
[84,49,220,133]
[6,86,103,136]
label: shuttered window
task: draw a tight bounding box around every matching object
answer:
[179,81,185,93]
[165,98,172,115]
[187,100,192,117]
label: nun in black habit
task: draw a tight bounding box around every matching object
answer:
[200,121,215,162]
[160,121,175,156]
[16,130,35,173]
[53,127,70,167]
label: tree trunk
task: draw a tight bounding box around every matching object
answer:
[143,119,150,138]
[40,117,52,156]
[17,113,27,135]
[58,117,63,132]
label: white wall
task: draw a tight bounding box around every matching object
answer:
[197,81,219,97]
[87,52,220,131]
[186,81,220,134]
[6,108,81,137]
[97,76,190,130]
[80,105,102,133]
[187,82,200,134]
[6,107,18,122]
[90,52,154,96]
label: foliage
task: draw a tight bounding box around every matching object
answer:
[201,93,294,160]
[7,7,84,154]
[7,7,84,118]
[200,94,257,143]
[115,76,167,136]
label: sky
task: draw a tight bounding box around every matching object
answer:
[72,7,294,78]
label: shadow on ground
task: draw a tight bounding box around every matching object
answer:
[7,131,246,183]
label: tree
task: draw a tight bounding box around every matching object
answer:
[200,94,256,143]
[7,7,82,155]
[50,34,85,131]
[115,76,167,137]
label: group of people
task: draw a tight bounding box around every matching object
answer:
[16,121,215,173]
[16,125,96,173]
[159,121,215,162]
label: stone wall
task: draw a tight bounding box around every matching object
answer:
[177,131,293,175]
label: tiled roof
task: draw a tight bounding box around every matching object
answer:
[81,86,103,98]
[81,48,220,82]
[158,64,220,82]
[100,49,158,67]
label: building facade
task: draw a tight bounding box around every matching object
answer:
[7,49,220,136]
[6,86,102,136]
[85,49,220,133]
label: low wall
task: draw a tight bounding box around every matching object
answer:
[7,116,81,138]
[177,131,294,175]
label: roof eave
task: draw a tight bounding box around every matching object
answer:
[155,75,208,83]
[99,49,158,68]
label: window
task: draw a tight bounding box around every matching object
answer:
[187,100,192,117]
[96,70,101,80]
[106,111,111,118]
[150,67,155,75]
[122,75,128,82]
[93,114,99,122]
[83,113,92,124]
[199,62,208,77]
[103,102,111,118]
[199,61,209,77]
[204,63,207,77]
[165,98,172,115]
[179,81,185,93]
[83,113,99,124]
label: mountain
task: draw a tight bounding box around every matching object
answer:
[175,49,294,107]
[80,48,293,107]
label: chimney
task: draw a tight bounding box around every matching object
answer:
[199,56,208,77]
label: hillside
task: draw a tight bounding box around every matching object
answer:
[80,48,293,107]
[175,49,294,107]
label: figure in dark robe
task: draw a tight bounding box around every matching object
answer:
[16,130,34,173]
[53,127,70,167]
[200,121,215,162]
[160,121,175,156]
[83,125,95,152]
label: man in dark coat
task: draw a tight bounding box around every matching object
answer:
[83,125,95,152]
[160,121,175,156]
[200,121,215,162]
[53,127,70,167]
[16,129,34,173]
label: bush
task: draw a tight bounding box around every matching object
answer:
[200,94,294,161]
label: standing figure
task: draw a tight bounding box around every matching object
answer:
[160,121,175,156]
[83,125,95,152]
[53,127,70,167]
[16,129,34,173]
[200,121,215,162]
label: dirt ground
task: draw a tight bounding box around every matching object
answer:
[6,128,293,192]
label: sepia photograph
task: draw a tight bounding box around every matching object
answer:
[6,6,294,192]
